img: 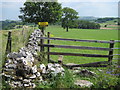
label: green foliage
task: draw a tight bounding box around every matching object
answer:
[36,51,48,65]
[2,77,11,89]
[62,7,79,32]
[92,71,118,89]
[19,2,62,24]
[69,20,101,29]
[95,17,117,23]
[49,68,75,88]
[72,67,119,89]
[118,18,120,25]
[1,20,23,30]
[35,68,76,88]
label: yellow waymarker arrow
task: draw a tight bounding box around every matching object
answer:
[38,22,48,27]
[50,34,54,37]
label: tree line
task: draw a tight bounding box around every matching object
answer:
[1,20,23,30]
[18,2,102,32]
[1,20,36,30]
[68,20,100,29]
[95,17,117,23]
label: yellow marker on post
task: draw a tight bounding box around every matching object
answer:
[38,22,49,52]
[38,22,48,27]
[50,34,54,37]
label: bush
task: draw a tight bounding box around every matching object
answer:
[71,20,101,29]
[35,68,76,88]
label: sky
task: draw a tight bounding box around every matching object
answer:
[0,0,120,21]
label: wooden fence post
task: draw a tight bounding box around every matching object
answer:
[58,55,63,65]
[108,40,115,64]
[40,27,44,52]
[5,31,12,55]
[47,32,50,63]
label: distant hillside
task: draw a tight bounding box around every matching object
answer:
[1,20,34,30]
[95,17,118,23]
[79,16,98,21]
[0,21,2,30]
[1,20,23,30]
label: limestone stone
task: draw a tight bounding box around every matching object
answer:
[13,60,17,64]
[79,69,96,76]
[66,63,78,66]
[74,80,93,87]
[24,83,30,87]
[29,74,36,79]
[4,74,12,78]
[40,64,46,71]
[10,82,17,88]
[72,67,81,70]
[31,83,36,88]
[5,64,16,69]
[23,79,31,83]
[54,63,61,67]
[49,67,56,72]
[42,69,46,74]
[7,52,24,59]
[7,52,17,59]
[38,76,43,82]
[36,72,41,77]
[46,63,65,76]
[5,59,12,64]
[73,70,80,74]
[47,63,53,68]
[4,68,14,72]
[31,65,37,74]
[16,76,23,81]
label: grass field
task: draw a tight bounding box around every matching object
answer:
[0,27,34,66]
[1,25,119,65]
[45,25,119,64]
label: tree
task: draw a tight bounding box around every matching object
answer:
[118,18,120,25]
[62,7,79,32]
[19,2,62,24]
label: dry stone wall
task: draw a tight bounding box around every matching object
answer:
[2,29,65,88]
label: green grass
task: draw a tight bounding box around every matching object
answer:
[1,25,119,65]
[44,25,119,64]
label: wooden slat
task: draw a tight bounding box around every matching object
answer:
[48,52,109,58]
[38,37,113,43]
[65,64,107,67]
[49,59,107,67]
[113,58,120,60]
[64,61,108,67]
[41,44,111,51]
[112,48,120,50]
[114,40,120,43]
[113,54,120,56]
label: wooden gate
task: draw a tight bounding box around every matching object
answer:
[39,32,120,68]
